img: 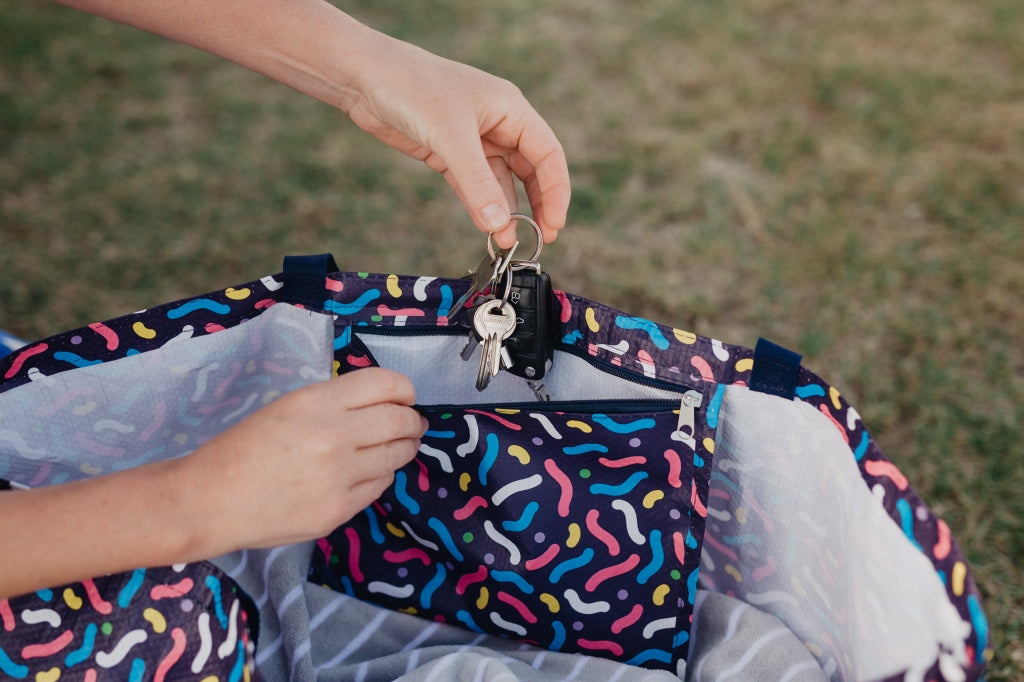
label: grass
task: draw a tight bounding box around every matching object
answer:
[2,0,1022,676]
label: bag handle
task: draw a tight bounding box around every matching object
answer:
[282,253,339,308]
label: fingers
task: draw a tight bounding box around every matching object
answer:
[352,437,422,484]
[488,156,520,249]
[436,126,513,243]
[333,367,417,410]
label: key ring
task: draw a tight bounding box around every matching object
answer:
[487,213,543,265]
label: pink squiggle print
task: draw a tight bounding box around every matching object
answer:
[525,544,560,571]
[611,604,644,634]
[376,305,426,318]
[466,410,521,430]
[21,629,74,659]
[453,496,488,521]
[586,509,620,556]
[0,598,14,631]
[544,459,573,517]
[554,290,572,323]
[691,479,707,517]
[88,322,119,350]
[36,385,93,417]
[416,458,430,492]
[149,578,193,601]
[317,538,333,565]
[28,463,53,487]
[753,556,777,581]
[76,432,125,458]
[597,455,647,468]
[153,628,187,682]
[864,459,908,491]
[665,449,683,488]
[455,566,488,595]
[196,398,242,415]
[673,532,689,565]
[82,579,113,614]
[497,591,538,624]
[213,363,243,399]
[577,639,623,657]
[934,519,952,560]
[383,548,432,566]
[4,343,47,380]
[139,402,167,442]
[347,354,372,368]
[818,404,849,444]
[702,533,738,562]
[690,355,715,382]
[344,526,364,583]
[585,554,640,592]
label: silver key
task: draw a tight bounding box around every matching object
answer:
[449,242,519,320]
[473,299,517,390]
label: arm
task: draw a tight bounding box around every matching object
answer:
[54,0,571,247]
[0,368,426,599]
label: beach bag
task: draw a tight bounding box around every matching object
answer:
[0,247,989,681]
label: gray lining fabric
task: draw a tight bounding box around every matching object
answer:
[210,543,827,681]
[0,302,832,680]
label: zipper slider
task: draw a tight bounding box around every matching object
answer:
[673,390,704,448]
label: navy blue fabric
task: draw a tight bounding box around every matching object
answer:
[750,337,802,400]
[282,254,339,309]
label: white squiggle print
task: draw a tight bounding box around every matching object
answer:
[456,415,479,457]
[563,589,610,615]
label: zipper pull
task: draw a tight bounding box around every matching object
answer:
[673,390,704,448]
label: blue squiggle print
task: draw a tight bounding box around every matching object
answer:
[167,298,231,319]
[323,290,381,316]
[614,316,670,350]
[592,414,656,434]
[590,471,648,496]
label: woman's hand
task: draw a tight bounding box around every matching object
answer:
[0,368,425,598]
[181,368,426,554]
[343,35,570,248]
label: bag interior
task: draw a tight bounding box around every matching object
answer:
[0,303,974,679]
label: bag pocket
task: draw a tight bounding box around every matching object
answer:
[309,393,715,672]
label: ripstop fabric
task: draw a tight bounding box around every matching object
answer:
[0,258,990,681]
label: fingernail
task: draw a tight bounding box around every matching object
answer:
[420,417,429,434]
[481,204,508,231]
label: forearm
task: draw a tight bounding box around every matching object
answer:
[52,0,385,112]
[0,457,219,599]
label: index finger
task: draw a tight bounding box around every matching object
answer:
[485,107,570,236]
[333,368,417,410]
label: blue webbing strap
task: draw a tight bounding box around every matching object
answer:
[282,254,338,309]
[750,337,802,400]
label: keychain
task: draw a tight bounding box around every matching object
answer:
[456,214,557,396]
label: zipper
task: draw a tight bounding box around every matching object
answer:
[418,397,684,415]
[350,327,706,427]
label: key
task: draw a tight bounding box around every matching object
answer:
[472,299,517,390]
[450,253,496,321]
[449,242,519,321]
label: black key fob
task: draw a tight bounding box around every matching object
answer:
[505,269,557,380]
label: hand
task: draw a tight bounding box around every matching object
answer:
[181,368,426,553]
[345,34,571,249]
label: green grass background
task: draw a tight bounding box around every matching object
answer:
[1,0,1021,676]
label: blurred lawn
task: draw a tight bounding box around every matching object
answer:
[2,0,1022,676]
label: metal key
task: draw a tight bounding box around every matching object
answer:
[473,299,517,390]
[449,242,519,321]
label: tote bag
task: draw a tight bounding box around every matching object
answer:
[0,254,989,681]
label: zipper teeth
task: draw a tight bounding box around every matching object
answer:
[418,398,682,413]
